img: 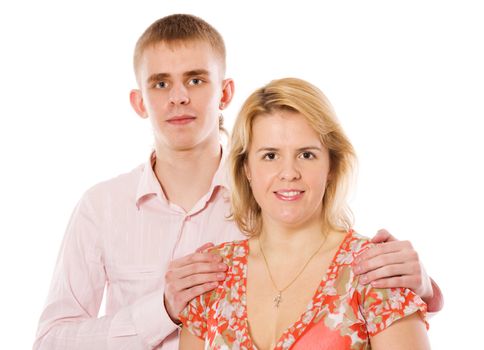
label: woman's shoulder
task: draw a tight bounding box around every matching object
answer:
[335,230,376,263]
[347,230,374,250]
[208,239,249,266]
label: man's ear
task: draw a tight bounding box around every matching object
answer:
[130,89,148,119]
[219,78,234,110]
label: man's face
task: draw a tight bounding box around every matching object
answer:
[132,40,231,151]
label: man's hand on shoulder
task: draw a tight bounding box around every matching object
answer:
[163,243,228,323]
[353,229,443,312]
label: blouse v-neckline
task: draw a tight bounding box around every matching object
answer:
[239,230,353,350]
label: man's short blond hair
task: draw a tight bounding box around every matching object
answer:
[133,14,226,74]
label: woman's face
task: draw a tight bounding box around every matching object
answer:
[245,110,331,230]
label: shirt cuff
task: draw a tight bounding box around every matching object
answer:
[424,278,444,313]
[130,289,179,348]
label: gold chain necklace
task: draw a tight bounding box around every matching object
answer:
[258,235,327,308]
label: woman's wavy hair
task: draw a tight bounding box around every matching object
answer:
[229,77,356,236]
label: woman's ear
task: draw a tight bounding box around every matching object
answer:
[244,162,252,183]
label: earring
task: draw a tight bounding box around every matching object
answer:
[219,102,225,109]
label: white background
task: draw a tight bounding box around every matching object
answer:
[1,1,483,348]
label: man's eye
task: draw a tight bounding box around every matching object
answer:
[189,78,203,86]
[300,151,315,159]
[155,81,168,88]
[263,152,277,160]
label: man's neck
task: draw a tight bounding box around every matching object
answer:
[153,138,222,212]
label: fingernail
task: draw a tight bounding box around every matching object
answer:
[360,275,368,283]
[217,273,225,279]
[218,263,227,270]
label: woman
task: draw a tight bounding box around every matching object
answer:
[179,78,429,349]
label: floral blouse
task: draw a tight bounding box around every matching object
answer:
[179,231,428,349]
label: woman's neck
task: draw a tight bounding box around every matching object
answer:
[257,218,326,257]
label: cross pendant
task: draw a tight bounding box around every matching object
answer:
[273,292,282,308]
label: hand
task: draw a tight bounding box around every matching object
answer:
[164,242,227,323]
[353,229,433,301]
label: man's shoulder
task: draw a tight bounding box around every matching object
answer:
[81,162,146,205]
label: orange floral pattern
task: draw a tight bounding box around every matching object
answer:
[179,231,427,349]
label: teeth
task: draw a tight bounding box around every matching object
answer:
[278,191,301,197]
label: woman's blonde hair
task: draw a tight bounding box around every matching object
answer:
[229,78,356,236]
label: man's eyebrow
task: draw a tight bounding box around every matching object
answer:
[146,73,170,84]
[183,69,210,77]
[146,70,210,84]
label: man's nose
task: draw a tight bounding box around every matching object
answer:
[169,83,189,105]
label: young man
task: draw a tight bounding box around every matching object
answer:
[34,14,442,350]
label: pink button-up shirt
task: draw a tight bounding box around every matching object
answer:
[34,150,244,350]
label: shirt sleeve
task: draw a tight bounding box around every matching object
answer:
[426,277,444,314]
[33,190,179,350]
[356,283,429,337]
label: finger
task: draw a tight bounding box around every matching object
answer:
[168,281,220,319]
[179,281,220,305]
[367,275,421,291]
[356,240,413,263]
[354,251,412,275]
[359,261,419,284]
[176,271,226,291]
[170,261,227,280]
[370,229,397,244]
[195,242,215,253]
[169,251,221,269]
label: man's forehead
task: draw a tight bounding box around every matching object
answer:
[139,41,222,75]
[146,40,220,62]
[154,38,210,51]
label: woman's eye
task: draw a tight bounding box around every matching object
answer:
[263,152,277,160]
[300,151,315,159]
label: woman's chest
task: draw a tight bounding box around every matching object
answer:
[205,269,370,350]
[245,264,325,349]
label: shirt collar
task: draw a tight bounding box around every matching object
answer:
[211,143,230,191]
[135,145,230,209]
[135,151,164,208]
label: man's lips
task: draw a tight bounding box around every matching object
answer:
[274,190,305,201]
[166,115,196,125]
